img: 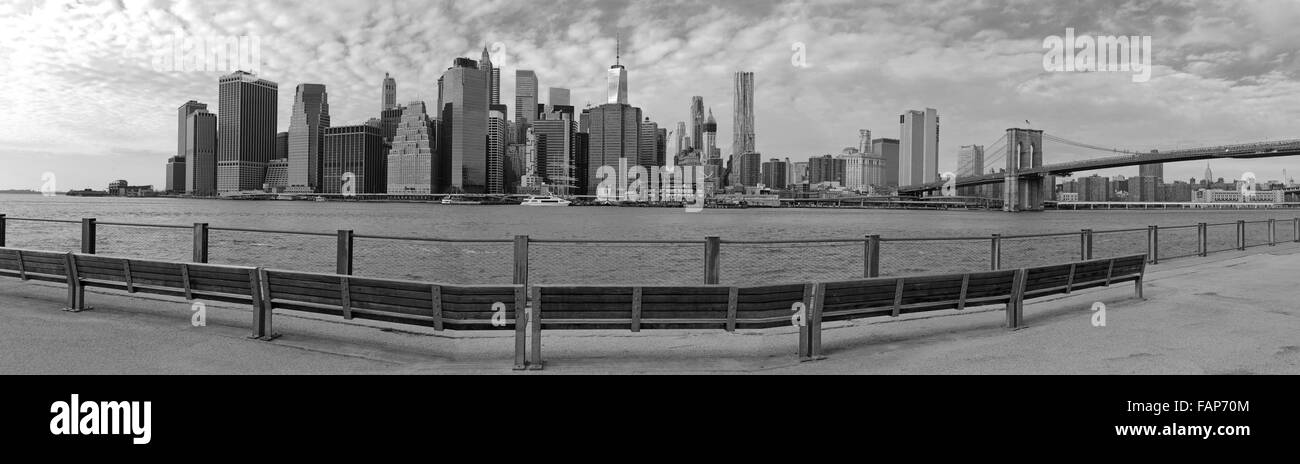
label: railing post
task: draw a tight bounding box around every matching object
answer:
[864,234,880,278]
[1268,219,1276,246]
[192,223,209,263]
[990,234,1002,270]
[704,236,721,285]
[336,229,353,275]
[1237,220,1246,250]
[0,214,6,248]
[513,235,529,286]
[1295,218,1300,243]
[1197,223,1207,257]
[1154,224,1164,263]
[1084,229,1094,260]
[81,218,96,254]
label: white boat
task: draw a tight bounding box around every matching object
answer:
[314,196,327,202]
[519,195,571,206]
[441,195,483,205]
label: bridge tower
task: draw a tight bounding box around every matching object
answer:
[1002,128,1045,211]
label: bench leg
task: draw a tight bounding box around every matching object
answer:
[798,324,811,362]
[513,295,527,371]
[62,281,90,312]
[1135,277,1144,299]
[527,306,544,370]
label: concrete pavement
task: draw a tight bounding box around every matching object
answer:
[1,243,1297,374]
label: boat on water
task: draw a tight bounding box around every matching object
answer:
[519,195,572,206]
[313,196,327,202]
[441,195,483,205]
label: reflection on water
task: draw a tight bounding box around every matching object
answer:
[1,194,1295,285]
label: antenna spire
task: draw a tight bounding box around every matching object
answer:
[616,34,621,66]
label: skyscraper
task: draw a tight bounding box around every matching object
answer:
[675,121,687,159]
[437,58,489,193]
[1139,162,1164,184]
[165,156,186,193]
[808,155,846,185]
[957,145,984,178]
[217,71,278,193]
[533,110,577,194]
[287,83,330,193]
[480,46,500,107]
[322,124,386,194]
[872,138,900,187]
[586,103,642,191]
[177,100,207,157]
[487,104,508,194]
[899,108,939,186]
[184,108,217,196]
[703,109,718,161]
[690,96,704,152]
[607,38,628,105]
[549,88,570,107]
[385,101,438,194]
[858,129,872,155]
[761,158,788,189]
[382,73,397,111]
[515,70,538,142]
[1203,163,1213,187]
[638,118,659,167]
[732,71,756,157]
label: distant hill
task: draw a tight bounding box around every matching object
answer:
[0,190,41,194]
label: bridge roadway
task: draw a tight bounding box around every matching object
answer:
[899,139,1300,194]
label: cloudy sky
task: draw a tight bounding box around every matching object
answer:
[3,0,1300,190]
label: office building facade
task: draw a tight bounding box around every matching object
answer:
[322,124,386,194]
[898,108,939,187]
[217,71,278,193]
[437,58,489,193]
[286,83,330,193]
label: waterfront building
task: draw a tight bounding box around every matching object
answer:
[184,108,218,196]
[872,138,900,187]
[263,158,289,191]
[736,152,762,187]
[504,143,525,194]
[165,156,185,193]
[323,124,386,194]
[585,103,642,192]
[899,108,939,187]
[761,158,789,189]
[808,154,846,186]
[1079,175,1111,202]
[436,58,489,193]
[385,101,438,194]
[1194,189,1284,203]
[638,118,660,168]
[286,83,330,193]
[217,71,278,193]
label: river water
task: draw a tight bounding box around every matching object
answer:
[2,194,1295,285]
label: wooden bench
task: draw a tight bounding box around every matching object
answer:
[262,269,529,369]
[529,284,816,368]
[813,269,1022,358]
[0,248,79,310]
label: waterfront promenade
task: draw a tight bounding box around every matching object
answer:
[1,243,1296,374]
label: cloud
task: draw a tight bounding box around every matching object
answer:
[2,0,1300,189]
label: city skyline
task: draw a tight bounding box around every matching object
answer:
[6,0,1300,190]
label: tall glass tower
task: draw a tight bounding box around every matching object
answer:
[287,83,330,193]
[217,71,278,193]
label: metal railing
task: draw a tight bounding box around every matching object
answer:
[2,213,1297,287]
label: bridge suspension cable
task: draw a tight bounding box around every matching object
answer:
[1041,132,1142,156]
